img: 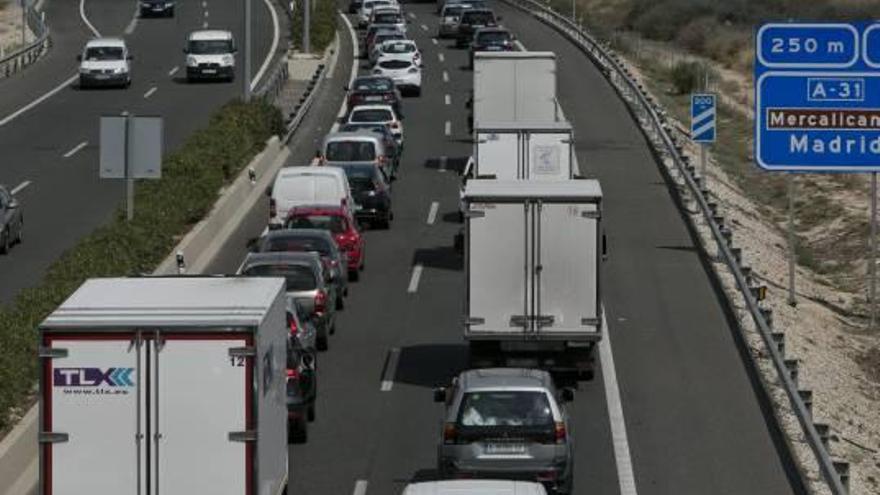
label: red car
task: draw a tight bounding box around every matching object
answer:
[285,205,366,281]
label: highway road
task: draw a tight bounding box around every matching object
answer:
[0,0,281,304]
[199,2,807,494]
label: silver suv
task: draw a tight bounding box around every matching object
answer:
[434,368,574,494]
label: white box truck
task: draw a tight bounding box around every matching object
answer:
[471,121,576,180]
[472,52,560,124]
[38,277,288,495]
[463,180,604,377]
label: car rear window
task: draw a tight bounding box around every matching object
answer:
[326,140,377,161]
[264,236,332,256]
[351,109,394,123]
[478,31,510,43]
[462,11,494,24]
[286,214,348,234]
[242,264,317,291]
[84,47,124,61]
[373,12,402,24]
[378,60,412,69]
[375,33,405,44]
[383,42,415,54]
[354,78,393,91]
[457,391,553,427]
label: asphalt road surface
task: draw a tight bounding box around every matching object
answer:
[202,2,805,494]
[0,0,280,304]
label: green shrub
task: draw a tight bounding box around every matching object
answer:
[668,60,702,95]
[0,99,281,431]
[291,0,338,53]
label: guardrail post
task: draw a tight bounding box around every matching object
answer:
[785,358,799,385]
[771,331,785,355]
[814,423,830,449]
[760,307,774,327]
[833,461,849,492]
[731,247,742,265]
[799,390,813,417]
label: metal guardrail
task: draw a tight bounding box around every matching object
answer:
[282,61,326,142]
[0,4,50,79]
[254,59,290,100]
[499,0,850,493]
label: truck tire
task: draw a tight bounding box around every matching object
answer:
[288,419,307,444]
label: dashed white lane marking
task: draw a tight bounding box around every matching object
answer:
[420,23,428,31]
[444,94,451,105]
[444,120,451,136]
[62,141,88,158]
[79,0,100,37]
[203,21,209,28]
[432,38,438,45]
[514,39,526,51]
[0,74,77,127]
[202,0,207,6]
[407,12,415,19]
[251,0,281,90]
[442,70,448,82]
[599,306,639,495]
[380,349,400,391]
[168,66,179,76]
[439,156,447,173]
[407,264,423,293]
[11,181,31,195]
[426,201,439,224]
[353,480,369,495]
[204,10,209,17]
[143,86,158,99]
[438,53,445,63]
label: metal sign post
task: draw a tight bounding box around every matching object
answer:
[872,173,878,328]
[303,0,311,54]
[788,174,797,306]
[691,93,716,182]
[21,0,26,46]
[243,0,252,101]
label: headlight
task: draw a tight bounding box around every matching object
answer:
[187,55,198,66]
[222,54,234,66]
[113,67,126,74]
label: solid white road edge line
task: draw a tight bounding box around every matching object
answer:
[10,181,31,195]
[444,94,450,105]
[62,141,88,158]
[599,305,639,495]
[250,0,281,90]
[407,264,423,293]
[0,74,77,128]
[353,480,369,495]
[143,86,158,98]
[444,121,451,136]
[426,201,439,224]
[168,66,179,76]
[380,348,400,391]
[79,0,100,37]
[333,11,359,132]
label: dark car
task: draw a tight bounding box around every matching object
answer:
[469,27,514,67]
[339,123,401,174]
[348,0,363,13]
[286,340,316,443]
[346,75,403,118]
[455,9,498,48]
[0,185,23,254]
[332,163,393,229]
[139,0,174,17]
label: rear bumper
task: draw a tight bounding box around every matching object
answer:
[439,454,571,492]
[187,66,234,80]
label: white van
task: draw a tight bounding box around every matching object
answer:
[402,480,547,495]
[269,167,354,228]
[77,38,132,88]
[184,30,236,82]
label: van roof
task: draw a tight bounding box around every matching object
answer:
[403,480,547,495]
[189,30,234,41]
[324,131,381,143]
[41,277,284,330]
[277,166,347,179]
[85,37,126,48]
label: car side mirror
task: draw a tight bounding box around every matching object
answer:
[127,55,134,61]
[182,48,188,54]
[560,387,575,403]
[433,387,447,403]
[246,237,260,252]
[76,54,82,61]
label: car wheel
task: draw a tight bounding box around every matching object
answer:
[307,404,316,422]
[0,229,9,254]
[288,419,307,444]
[16,219,23,244]
[316,328,329,351]
[336,294,344,310]
[348,269,359,282]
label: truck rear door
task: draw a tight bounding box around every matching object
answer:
[467,202,531,334]
[475,131,521,179]
[42,335,142,495]
[526,132,572,180]
[535,202,600,336]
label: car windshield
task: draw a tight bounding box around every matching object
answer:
[383,42,415,53]
[462,11,494,24]
[242,264,317,291]
[379,60,412,69]
[351,109,393,123]
[354,78,393,92]
[84,46,124,61]
[444,6,465,17]
[286,214,348,234]
[373,12,402,23]
[375,33,405,44]
[478,31,510,43]
[188,39,233,54]
[365,0,390,10]
[326,140,377,161]
[264,236,332,256]
[457,391,553,427]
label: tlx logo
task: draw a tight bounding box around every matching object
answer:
[54,368,135,387]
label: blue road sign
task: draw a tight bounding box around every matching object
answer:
[756,22,880,172]
[691,94,716,143]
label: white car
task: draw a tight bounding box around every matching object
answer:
[347,104,404,144]
[403,480,547,495]
[373,39,421,67]
[77,38,132,89]
[369,7,407,34]
[185,30,236,82]
[372,57,422,96]
[368,30,407,65]
[268,167,355,227]
[358,0,392,27]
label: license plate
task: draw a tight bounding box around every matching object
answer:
[365,95,382,101]
[94,74,109,79]
[202,69,217,74]
[484,443,526,455]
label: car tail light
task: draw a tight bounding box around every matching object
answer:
[536,470,558,482]
[390,121,399,129]
[383,94,393,101]
[288,314,298,337]
[314,289,327,316]
[555,422,566,443]
[443,423,457,444]
[286,368,299,380]
[269,198,277,218]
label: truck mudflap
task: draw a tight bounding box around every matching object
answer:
[468,340,595,380]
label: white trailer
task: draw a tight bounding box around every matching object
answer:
[472,52,559,123]
[38,277,288,495]
[463,180,603,376]
[472,121,576,180]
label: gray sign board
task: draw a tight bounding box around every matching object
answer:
[100,115,163,179]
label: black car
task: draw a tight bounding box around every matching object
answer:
[334,163,393,229]
[469,27,514,67]
[0,185,23,254]
[339,123,401,175]
[139,0,174,17]
[455,9,499,48]
[346,75,403,118]
[348,0,363,13]
[286,340,316,443]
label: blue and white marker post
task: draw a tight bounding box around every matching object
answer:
[691,93,717,183]
[756,22,880,322]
